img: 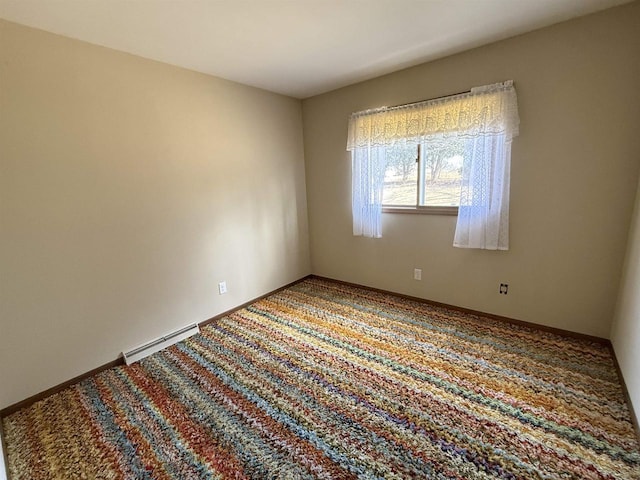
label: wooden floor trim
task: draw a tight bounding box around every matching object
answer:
[198,275,312,328]
[608,343,640,444]
[0,358,124,419]
[312,274,640,442]
[310,275,609,344]
[0,275,312,419]
[3,273,638,445]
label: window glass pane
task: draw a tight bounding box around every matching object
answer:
[382,144,418,206]
[420,138,464,207]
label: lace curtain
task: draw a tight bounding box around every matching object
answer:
[348,81,519,249]
[352,146,386,238]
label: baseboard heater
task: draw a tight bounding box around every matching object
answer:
[123,323,200,365]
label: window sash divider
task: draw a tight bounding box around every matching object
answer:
[382,206,458,216]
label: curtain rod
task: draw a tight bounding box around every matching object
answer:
[356,80,514,116]
[384,89,471,112]
[352,89,471,117]
[353,81,514,117]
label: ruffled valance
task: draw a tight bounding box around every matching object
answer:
[346,81,519,151]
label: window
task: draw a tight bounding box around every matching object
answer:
[382,138,465,214]
[348,81,519,249]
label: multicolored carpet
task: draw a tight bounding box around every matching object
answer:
[3,277,640,479]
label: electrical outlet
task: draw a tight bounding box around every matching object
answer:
[414,268,422,281]
[218,281,227,295]
[499,283,509,295]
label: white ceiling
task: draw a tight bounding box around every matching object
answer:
[0,0,631,98]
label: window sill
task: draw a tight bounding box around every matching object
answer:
[382,206,458,216]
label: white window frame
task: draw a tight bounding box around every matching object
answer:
[382,144,459,216]
[349,80,519,249]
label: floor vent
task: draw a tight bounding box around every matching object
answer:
[123,323,200,365]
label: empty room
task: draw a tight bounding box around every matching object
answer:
[1,0,640,478]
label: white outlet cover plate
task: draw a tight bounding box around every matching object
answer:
[218,281,227,294]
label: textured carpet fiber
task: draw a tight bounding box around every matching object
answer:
[3,278,640,479]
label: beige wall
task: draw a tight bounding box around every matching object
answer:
[611,177,640,417]
[302,2,640,338]
[2,3,640,412]
[0,19,310,409]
